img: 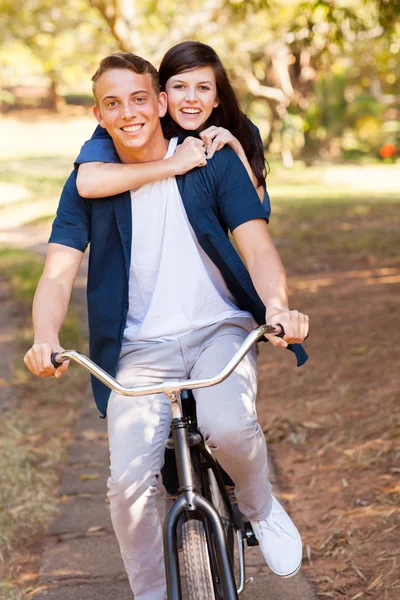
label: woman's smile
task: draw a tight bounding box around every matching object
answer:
[165,66,219,130]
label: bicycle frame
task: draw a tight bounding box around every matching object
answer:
[163,389,239,600]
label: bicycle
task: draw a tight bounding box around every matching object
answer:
[52,323,282,600]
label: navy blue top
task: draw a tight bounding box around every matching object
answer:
[49,131,307,417]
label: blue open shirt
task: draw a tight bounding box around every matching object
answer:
[49,130,307,417]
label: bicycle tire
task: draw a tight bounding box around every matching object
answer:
[181,519,215,600]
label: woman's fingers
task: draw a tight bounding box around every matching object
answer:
[207,136,224,159]
[200,127,237,159]
[200,126,219,150]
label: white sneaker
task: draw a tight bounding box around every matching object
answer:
[250,495,302,578]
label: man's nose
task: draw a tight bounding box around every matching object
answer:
[121,103,136,119]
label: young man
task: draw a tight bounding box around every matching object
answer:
[24,53,309,600]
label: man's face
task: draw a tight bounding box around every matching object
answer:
[93,69,167,158]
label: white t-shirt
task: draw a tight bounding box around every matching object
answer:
[123,137,250,344]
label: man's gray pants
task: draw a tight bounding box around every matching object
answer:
[106,317,273,600]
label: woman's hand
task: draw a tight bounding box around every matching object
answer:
[200,126,241,160]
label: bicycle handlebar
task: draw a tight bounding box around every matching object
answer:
[51,324,283,397]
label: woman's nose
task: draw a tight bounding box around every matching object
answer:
[185,88,197,102]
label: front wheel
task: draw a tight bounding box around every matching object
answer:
[181,519,215,600]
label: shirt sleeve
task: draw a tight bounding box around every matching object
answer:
[211,147,268,233]
[74,125,120,167]
[49,172,91,252]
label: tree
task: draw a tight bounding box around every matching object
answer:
[86,0,398,160]
[0,0,114,109]
[1,0,398,157]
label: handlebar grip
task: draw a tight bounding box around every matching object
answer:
[51,352,64,368]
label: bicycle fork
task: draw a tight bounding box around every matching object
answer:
[162,387,239,600]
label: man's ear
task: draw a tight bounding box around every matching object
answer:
[93,105,105,128]
[158,91,168,118]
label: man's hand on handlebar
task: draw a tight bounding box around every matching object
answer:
[265,307,309,349]
[24,342,69,379]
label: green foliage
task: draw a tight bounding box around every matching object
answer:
[63,92,93,106]
[0,0,398,156]
[0,0,115,104]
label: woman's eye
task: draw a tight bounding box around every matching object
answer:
[199,86,211,91]
[172,84,185,90]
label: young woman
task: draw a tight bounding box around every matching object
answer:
[76,40,270,213]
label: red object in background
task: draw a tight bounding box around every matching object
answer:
[379,143,396,158]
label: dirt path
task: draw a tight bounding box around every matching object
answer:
[256,261,400,599]
[2,221,398,599]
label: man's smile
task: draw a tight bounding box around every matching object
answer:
[121,124,145,134]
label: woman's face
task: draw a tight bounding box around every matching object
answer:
[165,66,219,131]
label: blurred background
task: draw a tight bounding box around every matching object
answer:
[0,0,399,164]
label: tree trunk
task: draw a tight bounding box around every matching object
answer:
[48,72,64,112]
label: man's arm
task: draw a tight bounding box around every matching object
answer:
[232,219,309,348]
[24,244,84,378]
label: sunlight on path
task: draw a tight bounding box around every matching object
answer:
[0,114,95,159]
[0,182,31,205]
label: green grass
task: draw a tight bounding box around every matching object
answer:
[0,249,46,305]
[0,157,70,205]
[264,162,400,273]
[0,249,88,592]
[0,156,72,227]
[269,198,400,274]
[0,581,23,600]
[0,114,94,162]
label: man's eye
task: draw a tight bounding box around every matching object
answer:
[106,101,117,108]
[135,97,146,103]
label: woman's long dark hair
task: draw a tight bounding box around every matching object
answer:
[159,41,267,187]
